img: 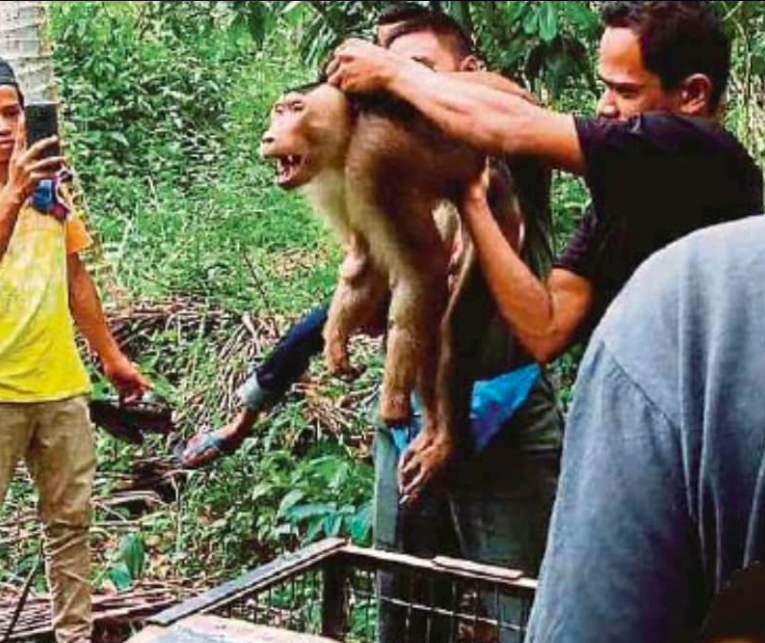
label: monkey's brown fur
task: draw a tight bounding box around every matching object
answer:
[260,72,525,491]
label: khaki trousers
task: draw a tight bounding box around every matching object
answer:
[0,396,95,643]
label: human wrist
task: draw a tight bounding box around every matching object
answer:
[0,182,25,215]
[387,57,425,94]
[99,344,127,369]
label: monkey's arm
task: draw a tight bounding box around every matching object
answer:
[327,40,583,173]
[462,181,594,365]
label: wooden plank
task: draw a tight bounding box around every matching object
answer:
[149,539,347,627]
[129,616,338,643]
[432,556,524,581]
[341,545,538,592]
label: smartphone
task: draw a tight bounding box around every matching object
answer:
[25,101,60,159]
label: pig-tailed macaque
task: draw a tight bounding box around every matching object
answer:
[260,72,527,500]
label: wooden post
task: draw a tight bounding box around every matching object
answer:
[321,559,348,640]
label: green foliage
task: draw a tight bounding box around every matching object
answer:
[50,0,335,309]
[276,453,374,545]
[52,2,245,198]
[172,440,373,579]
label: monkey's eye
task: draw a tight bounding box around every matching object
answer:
[289,101,305,112]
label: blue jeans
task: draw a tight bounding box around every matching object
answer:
[237,304,329,409]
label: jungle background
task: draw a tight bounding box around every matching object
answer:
[1,0,764,631]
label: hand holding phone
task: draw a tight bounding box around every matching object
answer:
[2,102,65,205]
[25,101,61,159]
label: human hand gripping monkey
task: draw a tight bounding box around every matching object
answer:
[327,38,536,104]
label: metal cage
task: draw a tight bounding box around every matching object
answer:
[149,539,537,643]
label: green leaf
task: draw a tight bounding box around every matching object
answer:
[323,514,343,539]
[444,0,472,32]
[329,463,350,490]
[504,1,530,25]
[108,563,133,592]
[278,489,306,518]
[119,534,145,581]
[280,1,304,15]
[304,518,325,545]
[110,131,130,148]
[287,502,336,522]
[350,503,372,544]
[539,5,559,43]
[523,8,540,36]
[563,2,599,34]
[246,3,271,47]
[250,483,273,502]
[752,53,765,76]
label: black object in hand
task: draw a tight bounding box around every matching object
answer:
[25,101,60,158]
[89,391,175,445]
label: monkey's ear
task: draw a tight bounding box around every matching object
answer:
[460,55,482,72]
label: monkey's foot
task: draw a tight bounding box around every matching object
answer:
[324,341,353,376]
[398,434,455,507]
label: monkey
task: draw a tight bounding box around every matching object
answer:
[260,72,528,498]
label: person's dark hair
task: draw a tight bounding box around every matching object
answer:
[378,7,474,59]
[0,57,24,106]
[603,1,731,109]
[377,3,432,27]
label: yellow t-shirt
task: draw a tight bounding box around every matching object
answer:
[0,202,93,402]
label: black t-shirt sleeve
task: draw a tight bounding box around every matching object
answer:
[574,116,669,212]
[553,209,597,279]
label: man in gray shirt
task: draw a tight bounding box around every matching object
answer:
[526,215,765,642]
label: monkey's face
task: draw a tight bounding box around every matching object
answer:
[261,86,351,190]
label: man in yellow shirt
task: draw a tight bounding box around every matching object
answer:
[0,58,149,643]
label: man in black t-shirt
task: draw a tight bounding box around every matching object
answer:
[328,0,762,364]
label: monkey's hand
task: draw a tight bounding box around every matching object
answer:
[327,39,406,94]
[398,433,455,507]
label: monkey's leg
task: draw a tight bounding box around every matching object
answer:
[381,266,447,427]
[324,242,388,377]
[398,246,475,504]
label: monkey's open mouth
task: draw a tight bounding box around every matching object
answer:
[275,155,305,187]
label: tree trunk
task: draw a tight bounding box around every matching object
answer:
[0,1,57,102]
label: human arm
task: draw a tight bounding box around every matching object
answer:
[67,250,150,399]
[326,39,584,173]
[462,180,594,363]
